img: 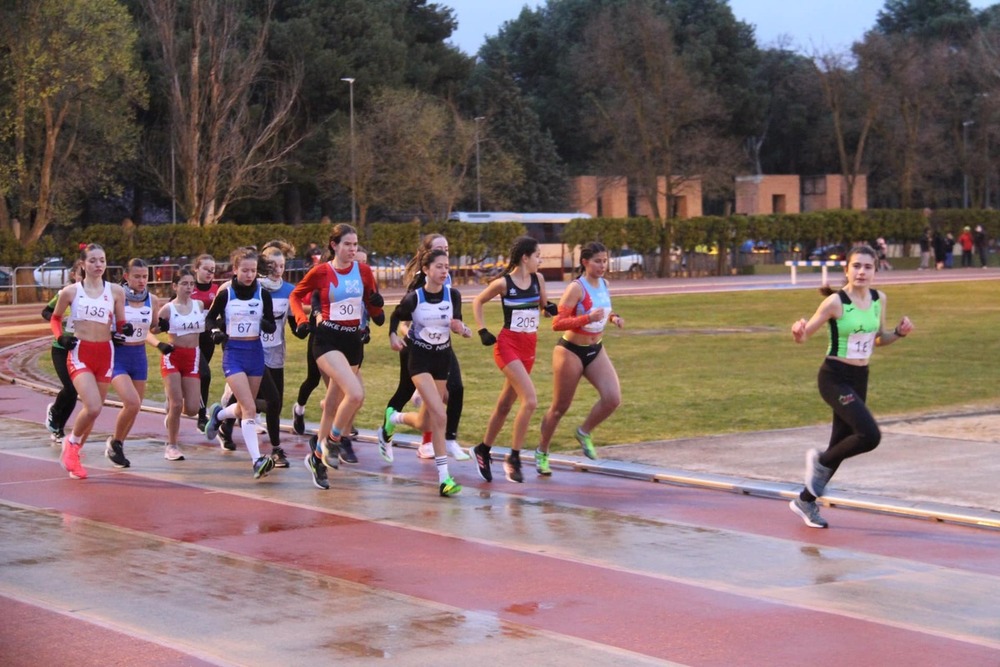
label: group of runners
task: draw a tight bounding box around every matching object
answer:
[40,228,912,528]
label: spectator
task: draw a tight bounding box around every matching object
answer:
[974,225,989,269]
[944,232,955,268]
[958,226,974,268]
[932,228,947,270]
[875,237,892,271]
[918,227,933,270]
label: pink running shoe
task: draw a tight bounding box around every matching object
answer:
[60,438,88,480]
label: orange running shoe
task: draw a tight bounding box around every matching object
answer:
[60,437,88,480]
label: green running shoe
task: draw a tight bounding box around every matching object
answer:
[535,449,551,476]
[383,407,397,439]
[575,428,597,460]
[439,476,462,497]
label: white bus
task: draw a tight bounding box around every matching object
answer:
[449,211,592,280]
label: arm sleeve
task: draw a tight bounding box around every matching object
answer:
[360,263,384,320]
[390,292,418,335]
[205,288,230,332]
[552,305,590,332]
[259,290,276,334]
[450,287,464,321]
[289,266,324,327]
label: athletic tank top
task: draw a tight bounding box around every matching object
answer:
[827,289,881,360]
[168,300,205,335]
[574,277,611,335]
[224,283,263,338]
[262,280,293,349]
[326,261,364,323]
[122,294,153,343]
[192,281,218,312]
[70,281,114,326]
[501,273,541,333]
[409,287,453,346]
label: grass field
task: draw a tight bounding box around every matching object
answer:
[37,280,1000,451]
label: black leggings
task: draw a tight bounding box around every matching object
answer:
[198,331,216,412]
[50,345,77,429]
[296,330,321,406]
[384,347,464,440]
[802,359,881,502]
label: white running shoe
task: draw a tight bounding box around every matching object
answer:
[446,439,470,461]
[164,444,185,461]
[416,442,434,459]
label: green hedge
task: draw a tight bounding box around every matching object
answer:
[11,208,1000,267]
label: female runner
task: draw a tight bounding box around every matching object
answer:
[202,247,278,479]
[289,224,383,490]
[789,244,913,528]
[157,268,204,461]
[378,233,468,462]
[537,242,624,468]
[191,254,219,431]
[470,236,556,482]
[106,259,165,467]
[47,244,129,479]
[41,260,84,443]
[386,248,472,496]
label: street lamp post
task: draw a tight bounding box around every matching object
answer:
[341,77,356,225]
[474,116,485,212]
[963,120,975,209]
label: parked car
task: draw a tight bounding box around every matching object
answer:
[33,258,72,289]
[608,248,645,277]
[808,244,847,261]
[0,266,12,287]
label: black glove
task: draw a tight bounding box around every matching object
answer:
[157,342,175,355]
[210,329,228,345]
[293,322,310,339]
[112,332,127,346]
[360,327,371,344]
[57,334,78,350]
[41,306,54,321]
[372,311,385,327]
[544,301,559,316]
[478,328,497,346]
[369,292,384,308]
[121,322,135,337]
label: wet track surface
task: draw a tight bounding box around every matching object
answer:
[1,274,998,666]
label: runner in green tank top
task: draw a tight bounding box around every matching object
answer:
[788,244,914,528]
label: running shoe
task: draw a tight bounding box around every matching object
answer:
[254,420,267,434]
[203,402,223,440]
[439,476,462,497]
[270,447,289,468]
[503,450,524,483]
[45,403,57,433]
[164,444,185,461]
[472,443,492,482]
[216,432,236,451]
[253,455,275,479]
[576,428,597,460]
[805,448,833,498]
[104,436,130,468]
[535,449,552,476]
[292,409,306,435]
[51,428,64,445]
[383,407,397,439]
[60,437,87,480]
[446,439,470,461]
[349,428,359,437]
[416,442,434,459]
[789,498,829,528]
[196,408,208,433]
[377,427,394,463]
[319,436,340,470]
[338,436,358,464]
[305,447,329,490]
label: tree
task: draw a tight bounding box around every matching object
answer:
[139,0,303,226]
[0,0,147,243]
[325,87,480,224]
[813,49,880,209]
[875,0,979,42]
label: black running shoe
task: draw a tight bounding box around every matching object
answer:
[503,450,523,483]
[338,436,358,464]
[270,446,289,468]
[472,443,492,482]
[349,428,359,437]
[105,436,131,468]
[319,436,340,470]
[292,410,305,435]
[217,433,236,452]
[305,443,329,490]
[196,407,208,433]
